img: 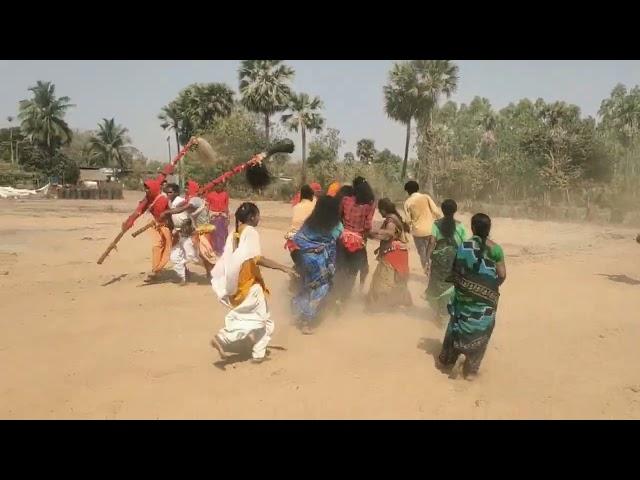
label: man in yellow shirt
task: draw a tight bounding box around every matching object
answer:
[290,185,317,231]
[404,180,442,274]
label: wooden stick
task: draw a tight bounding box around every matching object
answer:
[96,229,127,265]
[131,220,155,238]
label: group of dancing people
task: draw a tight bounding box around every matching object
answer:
[127,174,507,379]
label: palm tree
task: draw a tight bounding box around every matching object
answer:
[238,60,294,143]
[477,111,497,154]
[411,60,459,191]
[281,93,324,183]
[158,102,184,155]
[88,118,131,170]
[18,81,75,157]
[384,62,423,180]
[411,60,459,125]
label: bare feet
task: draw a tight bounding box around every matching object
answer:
[464,372,478,382]
[449,353,466,380]
[210,336,228,360]
[144,273,159,283]
[301,324,314,335]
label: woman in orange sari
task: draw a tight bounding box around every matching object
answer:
[143,179,172,282]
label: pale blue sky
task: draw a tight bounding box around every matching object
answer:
[1,60,639,162]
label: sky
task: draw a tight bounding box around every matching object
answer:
[2,60,639,162]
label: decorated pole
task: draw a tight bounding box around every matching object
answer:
[96,136,198,265]
[106,139,295,256]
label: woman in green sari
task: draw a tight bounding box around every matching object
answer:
[424,199,467,317]
[438,213,506,381]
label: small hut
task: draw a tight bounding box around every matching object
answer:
[57,167,123,199]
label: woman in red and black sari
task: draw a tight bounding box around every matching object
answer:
[335,177,376,302]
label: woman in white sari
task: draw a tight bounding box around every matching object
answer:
[210,202,297,363]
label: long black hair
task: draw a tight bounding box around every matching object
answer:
[336,185,354,202]
[378,198,410,232]
[235,202,260,234]
[303,195,340,235]
[440,199,458,239]
[471,213,492,272]
[353,177,374,205]
[300,184,314,201]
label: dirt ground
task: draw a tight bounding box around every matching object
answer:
[1,191,640,419]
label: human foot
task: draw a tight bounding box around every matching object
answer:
[210,337,228,360]
[449,353,466,380]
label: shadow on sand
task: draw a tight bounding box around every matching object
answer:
[213,346,286,371]
[597,273,640,286]
[101,274,128,287]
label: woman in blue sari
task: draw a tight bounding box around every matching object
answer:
[292,195,343,335]
[439,213,507,380]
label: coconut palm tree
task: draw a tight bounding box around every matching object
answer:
[88,118,131,170]
[18,81,75,157]
[238,60,294,143]
[281,92,324,183]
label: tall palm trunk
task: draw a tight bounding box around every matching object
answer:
[264,113,270,144]
[401,119,411,180]
[301,124,307,184]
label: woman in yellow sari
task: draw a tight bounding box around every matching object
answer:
[210,202,297,363]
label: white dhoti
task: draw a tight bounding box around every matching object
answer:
[215,283,273,359]
[170,236,199,280]
[211,226,274,360]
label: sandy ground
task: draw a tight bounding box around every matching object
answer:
[1,191,640,419]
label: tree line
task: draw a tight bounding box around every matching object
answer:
[1,61,639,216]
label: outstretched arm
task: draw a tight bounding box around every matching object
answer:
[160,203,194,219]
[257,257,298,277]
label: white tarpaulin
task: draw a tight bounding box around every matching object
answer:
[0,183,50,199]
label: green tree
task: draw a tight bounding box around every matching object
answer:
[180,83,235,133]
[281,92,324,183]
[343,152,355,165]
[356,139,376,164]
[88,118,131,170]
[18,81,75,161]
[307,128,344,186]
[238,60,294,143]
